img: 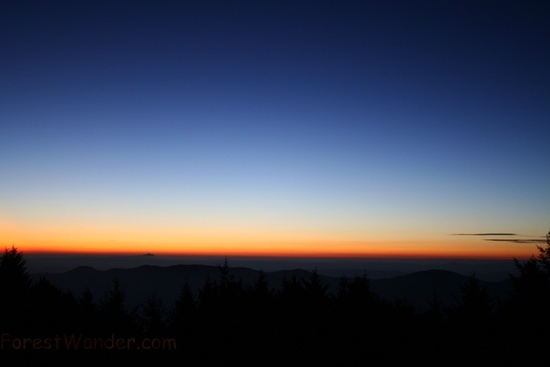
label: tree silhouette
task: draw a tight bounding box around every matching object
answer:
[8,242,550,365]
[217,257,232,287]
[510,229,550,310]
[280,274,304,303]
[246,269,274,330]
[0,246,31,292]
[170,278,197,347]
[453,274,493,324]
[0,246,32,331]
[504,229,550,362]
[252,269,270,296]
[215,257,244,304]
[246,269,273,319]
[303,268,329,306]
[99,277,135,334]
[337,274,377,309]
[29,276,78,333]
[140,295,166,336]
[100,277,126,314]
[197,274,217,311]
[171,279,195,326]
[537,229,550,271]
[76,287,101,334]
[427,289,444,316]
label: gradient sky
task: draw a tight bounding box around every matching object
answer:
[1,1,549,259]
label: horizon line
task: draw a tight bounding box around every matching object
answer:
[20,249,530,261]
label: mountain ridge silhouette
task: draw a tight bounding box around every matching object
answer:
[31,264,513,312]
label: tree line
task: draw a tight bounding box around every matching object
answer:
[1,231,549,366]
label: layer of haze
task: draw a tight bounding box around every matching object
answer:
[1,1,549,259]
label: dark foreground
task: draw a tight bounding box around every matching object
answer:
[2,247,550,367]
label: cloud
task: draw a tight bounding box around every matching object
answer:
[451,232,547,244]
[452,233,517,236]
[483,239,547,244]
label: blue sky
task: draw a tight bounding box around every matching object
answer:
[1,1,549,257]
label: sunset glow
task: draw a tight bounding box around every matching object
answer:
[1,220,537,260]
[1,1,548,262]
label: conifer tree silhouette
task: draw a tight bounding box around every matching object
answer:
[217,257,232,288]
[425,289,445,324]
[29,276,78,333]
[0,246,31,331]
[337,274,377,310]
[505,229,550,362]
[454,274,493,325]
[171,279,195,325]
[251,269,272,307]
[0,246,31,292]
[303,268,328,305]
[141,295,165,336]
[76,287,100,334]
[198,274,217,310]
[99,277,134,335]
[281,274,304,303]
[538,229,550,271]
[511,229,550,309]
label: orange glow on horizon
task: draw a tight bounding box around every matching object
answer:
[1,219,539,260]
[20,249,532,261]
[7,239,536,261]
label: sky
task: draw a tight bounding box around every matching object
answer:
[1,0,549,260]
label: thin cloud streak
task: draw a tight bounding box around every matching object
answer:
[452,232,547,245]
[484,239,547,244]
[452,233,518,236]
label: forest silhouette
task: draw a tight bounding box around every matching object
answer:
[1,231,550,366]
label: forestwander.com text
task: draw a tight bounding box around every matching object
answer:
[1,333,176,351]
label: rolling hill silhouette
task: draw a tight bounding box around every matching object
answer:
[32,265,513,312]
[370,269,512,311]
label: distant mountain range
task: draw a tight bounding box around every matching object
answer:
[370,269,512,311]
[32,264,514,313]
